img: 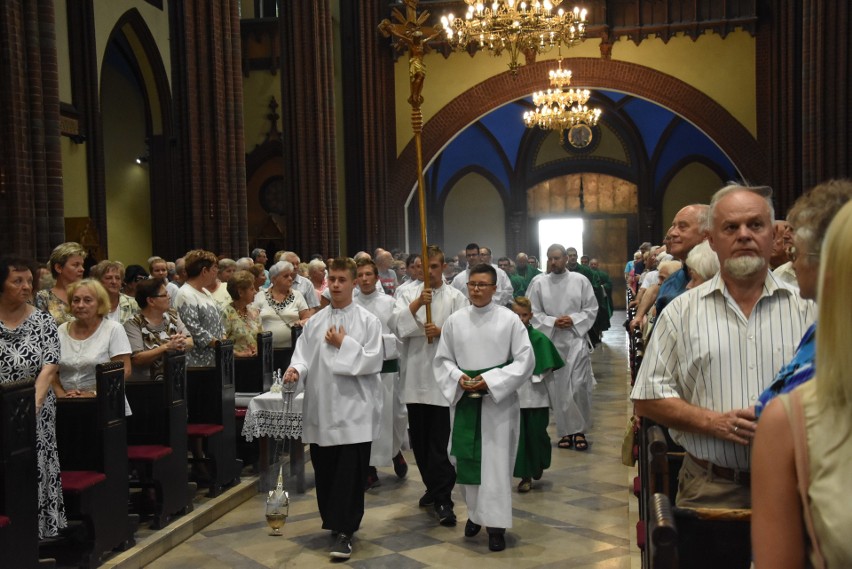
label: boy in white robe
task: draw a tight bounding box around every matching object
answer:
[526,244,598,451]
[284,258,383,560]
[390,246,468,526]
[354,259,408,488]
[434,263,534,552]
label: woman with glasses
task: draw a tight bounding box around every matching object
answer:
[124,278,191,381]
[755,179,852,417]
[89,260,139,324]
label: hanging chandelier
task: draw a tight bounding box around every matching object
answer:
[440,1,588,74]
[523,58,602,147]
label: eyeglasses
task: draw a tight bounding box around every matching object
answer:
[150,293,169,298]
[786,245,818,263]
[467,281,496,289]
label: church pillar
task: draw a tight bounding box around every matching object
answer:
[278,1,339,257]
[170,0,248,256]
[339,1,399,254]
[0,0,65,259]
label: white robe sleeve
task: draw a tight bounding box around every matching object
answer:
[480,318,534,404]
[568,277,598,338]
[528,279,558,338]
[494,268,514,306]
[331,316,384,376]
[389,288,425,339]
[433,318,466,406]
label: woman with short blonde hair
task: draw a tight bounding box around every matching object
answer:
[36,242,87,324]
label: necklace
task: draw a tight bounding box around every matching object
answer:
[234,304,251,323]
[267,289,295,311]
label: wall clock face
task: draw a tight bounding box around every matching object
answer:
[568,123,593,148]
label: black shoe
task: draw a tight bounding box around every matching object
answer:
[464,519,481,537]
[488,531,506,552]
[392,452,408,479]
[435,503,457,526]
[418,491,434,507]
[365,466,381,490]
[329,533,352,559]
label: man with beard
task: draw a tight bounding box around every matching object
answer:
[631,185,815,508]
[527,245,598,452]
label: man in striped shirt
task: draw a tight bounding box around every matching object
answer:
[631,185,815,509]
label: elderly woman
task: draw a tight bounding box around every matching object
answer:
[36,241,86,324]
[54,279,131,415]
[252,261,310,370]
[124,278,192,381]
[249,263,267,292]
[222,270,262,357]
[208,258,236,307]
[89,260,139,324]
[684,241,720,290]
[0,257,67,538]
[122,265,149,299]
[755,179,852,417]
[752,197,852,568]
[173,250,224,368]
[307,258,327,303]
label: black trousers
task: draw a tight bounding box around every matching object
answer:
[310,441,371,535]
[407,403,456,506]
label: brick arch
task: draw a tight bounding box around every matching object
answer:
[388,57,767,213]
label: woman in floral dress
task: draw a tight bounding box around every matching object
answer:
[221,270,262,357]
[0,257,67,538]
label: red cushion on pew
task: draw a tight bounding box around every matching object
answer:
[128,445,173,461]
[235,408,247,419]
[0,515,10,528]
[61,471,107,493]
[633,476,641,497]
[636,519,646,550]
[187,423,224,437]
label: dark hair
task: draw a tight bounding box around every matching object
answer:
[135,277,167,309]
[465,243,480,252]
[184,249,217,278]
[124,265,149,284]
[405,253,420,268]
[328,257,357,279]
[355,258,378,275]
[0,257,36,289]
[469,263,497,284]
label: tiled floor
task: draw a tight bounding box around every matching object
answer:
[147,314,640,568]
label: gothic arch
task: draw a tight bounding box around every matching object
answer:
[388,58,767,214]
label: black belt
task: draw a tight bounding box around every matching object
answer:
[689,454,750,485]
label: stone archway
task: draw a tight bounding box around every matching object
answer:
[388,58,767,216]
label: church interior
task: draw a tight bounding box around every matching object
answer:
[1,0,850,567]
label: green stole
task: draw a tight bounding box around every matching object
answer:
[451,361,510,485]
[527,326,565,375]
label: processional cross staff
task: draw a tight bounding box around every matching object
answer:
[379,0,444,341]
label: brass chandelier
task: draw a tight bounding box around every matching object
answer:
[440,1,588,73]
[523,57,602,147]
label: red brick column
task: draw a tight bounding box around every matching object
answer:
[278,0,340,257]
[171,0,248,257]
[0,0,65,259]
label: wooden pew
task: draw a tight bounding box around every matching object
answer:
[125,351,194,529]
[54,362,137,568]
[186,341,242,497]
[0,379,54,568]
[648,493,678,569]
[234,332,273,469]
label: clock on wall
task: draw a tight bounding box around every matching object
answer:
[567,123,593,148]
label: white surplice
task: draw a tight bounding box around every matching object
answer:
[433,303,534,529]
[289,303,383,446]
[355,289,408,466]
[527,270,598,435]
[389,282,468,407]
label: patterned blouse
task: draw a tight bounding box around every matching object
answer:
[222,303,262,355]
[35,288,75,325]
[173,284,225,367]
[124,309,189,381]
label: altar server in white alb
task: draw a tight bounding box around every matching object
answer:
[434,263,534,552]
[390,245,468,527]
[353,258,409,488]
[526,243,598,452]
[284,258,383,561]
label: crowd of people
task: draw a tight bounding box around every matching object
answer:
[628,180,852,568]
[0,239,614,558]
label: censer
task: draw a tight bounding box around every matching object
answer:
[265,465,289,536]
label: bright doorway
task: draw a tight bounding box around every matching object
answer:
[538,218,584,264]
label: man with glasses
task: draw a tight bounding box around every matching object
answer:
[451,243,514,306]
[390,245,468,527]
[527,244,598,452]
[434,263,534,552]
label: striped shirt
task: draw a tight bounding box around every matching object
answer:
[631,270,815,469]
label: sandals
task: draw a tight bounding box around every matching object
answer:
[557,435,573,449]
[517,478,531,493]
[572,433,589,451]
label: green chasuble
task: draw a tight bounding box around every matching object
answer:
[452,362,510,485]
